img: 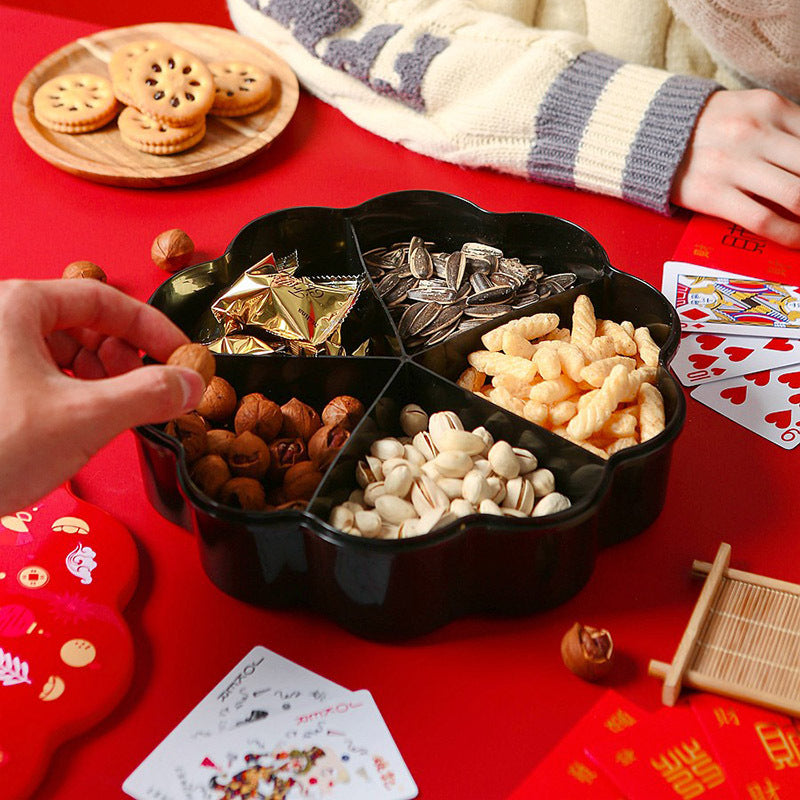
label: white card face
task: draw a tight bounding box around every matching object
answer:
[691,364,800,449]
[671,332,800,387]
[123,646,351,800]
[169,689,418,800]
[662,261,800,339]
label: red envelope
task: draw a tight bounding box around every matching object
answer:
[691,693,800,799]
[586,705,736,799]
[508,691,644,798]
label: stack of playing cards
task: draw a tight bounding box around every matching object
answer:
[509,689,800,798]
[662,262,800,449]
[123,646,417,800]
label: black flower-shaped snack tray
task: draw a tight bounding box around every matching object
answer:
[135,191,685,640]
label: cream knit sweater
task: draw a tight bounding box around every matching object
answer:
[226,0,799,213]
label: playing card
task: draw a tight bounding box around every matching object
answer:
[585,705,735,799]
[662,262,800,339]
[169,689,417,800]
[124,646,350,800]
[671,332,800,387]
[691,694,800,799]
[690,364,800,449]
[507,690,644,798]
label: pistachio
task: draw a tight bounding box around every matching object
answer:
[503,477,535,515]
[330,505,355,530]
[375,495,417,525]
[384,464,414,497]
[412,431,438,461]
[471,426,494,454]
[434,429,486,456]
[363,481,387,507]
[403,444,427,467]
[449,498,475,518]
[370,437,405,461]
[428,410,464,448]
[461,470,490,505]
[530,468,556,497]
[432,451,472,478]
[487,440,520,479]
[437,477,464,499]
[486,476,507,505]
[356,455,383,488]
[355,509,382,538]
[532,492,571,516]
[512,446,538,474]
[399,403,429,436]
[478,498,503,516]
[410,474,449,516]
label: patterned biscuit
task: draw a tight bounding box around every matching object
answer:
[566,364,629,441]
[33,73,119,133]
[633,326,660,367]
[570,294,596,350]
[109,39,161,106]
[638,382,665,441]
[129,44,214,127]
[117,106,206,155]
[208,61,273,117]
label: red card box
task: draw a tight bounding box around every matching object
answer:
[0,485,138,800]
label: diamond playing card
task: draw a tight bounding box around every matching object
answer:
[690,365,800,448]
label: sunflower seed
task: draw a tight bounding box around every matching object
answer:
[375,271,401,297]
[409,242,434,279]
[407,286,457,304]
[542,272,577,291]
[425,320,462,346]
[407,302,440,336]
[469,273,492,293]
[397,302,430,338]
[466,285,514,305]
[445,250,466,290]
[464,303,514,318]
[418,303,463,335]
[462,242,503,261]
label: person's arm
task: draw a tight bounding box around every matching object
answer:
[0,279,205,515]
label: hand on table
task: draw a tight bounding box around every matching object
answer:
[0,279,205,516]
[672,89,800,248]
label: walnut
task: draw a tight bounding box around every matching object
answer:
[151,228,195,273]
[227,431,270,479]
[206,429,235,459]
[307,424,350,470]
[62,260,107,281]
[190,454,231,500]
[219,478,267,511]
[196,376,237,423]
[282,461,323,501]
[234,393,282,442]
[280,398,322,442]
[267,437,307,481]
[167,343,215,387]
[164,413,207,462]
[321,396,364,431]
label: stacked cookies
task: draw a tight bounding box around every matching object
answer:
[32,38,273,155]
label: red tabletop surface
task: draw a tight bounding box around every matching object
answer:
[2,3,799,798]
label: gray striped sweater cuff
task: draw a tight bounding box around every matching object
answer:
[527,52,721,214]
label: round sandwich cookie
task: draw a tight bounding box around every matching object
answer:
[33,73,119,134]
[208,61,273,117]
[117,105,206,155]
[108,39,161,106]
[129,43,214,128]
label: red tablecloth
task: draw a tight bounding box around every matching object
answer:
[2,4,799,799]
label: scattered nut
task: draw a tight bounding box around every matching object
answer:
[234,393,283,442]
[62,260,107,281]
[283,461,323,501]
[164,413,207,463]
[227,431,271,479]
[560,622,615,682]
[190,454,231,500]
[206,429,235,459]
[267,437,307,480]
[280,397,322,442]
[151,228,195,273]
[308,424,350,470]
[219,477,267,511]
[167,343,215,387]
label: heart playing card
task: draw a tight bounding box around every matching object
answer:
[691,365,800,448]
[671,333,800,387]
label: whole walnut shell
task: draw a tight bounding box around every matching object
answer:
[227,431,271,479]
[165,413,207,463]
[282,461,323,501]
[321,396,365,431]
[196,376,237,423]
[267,437,307,480]
[234,393,282,442]
[151,228,195,273]
[206,429,235,459]
[280,398,322,442]
[62,260,107,282]
[219,478,267,511]
[190,454,231,500]
[167,343,216,387]
[307,424,350,470]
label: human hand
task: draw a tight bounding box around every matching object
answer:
[0,279,205,515]
[672,89,800,248]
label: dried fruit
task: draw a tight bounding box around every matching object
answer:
[164,413,207,463]
[196,375,237,422]
[227,431,270,479]
[560,622,614,682]
[321,395,365,431]
[307,424,350,470]
[62,260,107,282]
[218,477,267,511]
[206,429,235,459]
[167,343,215,387]
[190,454,231,500]
[280,398,322,442]
[234,393,282,442]
[151,228,195,273]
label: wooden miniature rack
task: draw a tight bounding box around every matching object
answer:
[649,542,800,716]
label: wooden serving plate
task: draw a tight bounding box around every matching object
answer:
[12,22,299,187]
